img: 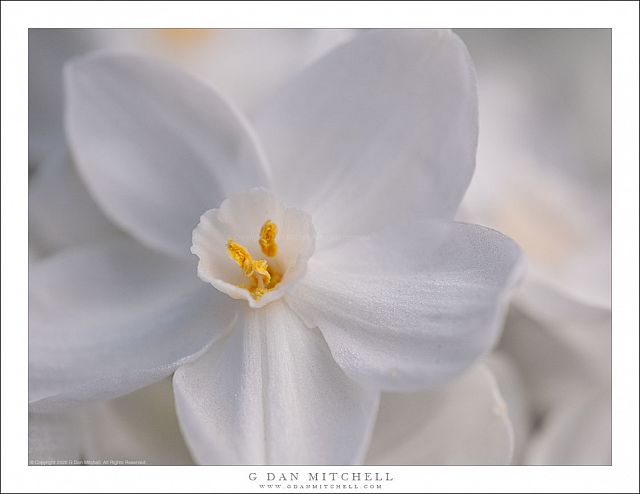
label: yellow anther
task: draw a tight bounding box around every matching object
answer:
[227,237,278,301]
[227,240,255,277]
[259,220,278,257]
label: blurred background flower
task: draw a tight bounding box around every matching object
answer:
[28,28,611,465]
[456,28,611,464]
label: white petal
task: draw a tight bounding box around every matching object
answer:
[500,283,611,416]
[29,236,236,412]
[525,392,611,465]
[365,363,513,465]
[65,53,270,259]
[286,221,522,391]
[254,29,478,242]
[29,411,83,463]
[173,301,379,464]
[29,147,118,257]
[81,378,194,465]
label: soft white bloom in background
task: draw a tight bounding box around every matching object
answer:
[456,28,611,464]
[365,362,513,465]
[30,379,193,465]
[458,29,610,308]
[501,291,611,464]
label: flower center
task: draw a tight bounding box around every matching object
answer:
[227,220,283,300]
[191,188,316,309]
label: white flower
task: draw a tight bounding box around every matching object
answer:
[29,29,522,465]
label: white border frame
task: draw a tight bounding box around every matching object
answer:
[2,2,638,493]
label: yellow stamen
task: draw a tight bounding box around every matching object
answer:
[248,259,271,299]
[259,220,278,257]
[227,240,256,277]
[227,222,281,301]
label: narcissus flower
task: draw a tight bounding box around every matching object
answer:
[29,29,522,464]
